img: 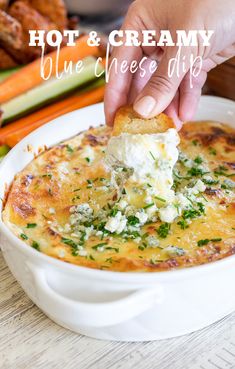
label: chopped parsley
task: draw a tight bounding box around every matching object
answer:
[127,215,140,226]
[42,173,52,179]
[209,147,217,155]
[197,238,222,246]
[105,257,113,264]
[62,237,77,247]
[86,179,93,188]
[143,202,155,209]
[173,170,190,180]
[214,165,228,176]
[192,139,199,146]
[61,237,80,256]
[154,196,166,203]
[157,223,171,238]
[187,167,209,177]
[202,178,219,185]
[26,223,37,228]
[213,166,235,177]
[194,156,203,164]
[106,246,119,253]
[20,233,28,240]
[72,195,80,202]
[110,207,119,217]
[66,145,74,153]
[138,242,147,251]
[149,151,156,160]
[85,157,90,163]
[177,219,189,230]
[197,202,205,214]
[92,242,107,250]
[182,209,199,219]
[32,241,40,251]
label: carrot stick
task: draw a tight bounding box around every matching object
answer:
[0,35,101,104]
[2,84,105,147]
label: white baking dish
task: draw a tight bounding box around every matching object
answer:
[0,96,235,341]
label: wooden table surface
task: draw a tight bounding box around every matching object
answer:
[1,250,235,369]
[1,58,235,369]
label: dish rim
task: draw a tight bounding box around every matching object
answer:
[0,96,235,283]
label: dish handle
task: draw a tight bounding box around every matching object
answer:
[28,263,164,327]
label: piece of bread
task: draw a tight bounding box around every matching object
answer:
[112,105,174,136]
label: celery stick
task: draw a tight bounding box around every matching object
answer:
[1,57,104,125]
[0,145,10,157]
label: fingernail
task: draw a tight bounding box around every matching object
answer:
[134,96,156,118]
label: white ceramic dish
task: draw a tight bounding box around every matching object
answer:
[0,96,235,342]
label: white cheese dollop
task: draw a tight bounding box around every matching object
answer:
[104,211,127,234]
[105,129,180,199]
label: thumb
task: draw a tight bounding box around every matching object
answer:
[133,46,191,118]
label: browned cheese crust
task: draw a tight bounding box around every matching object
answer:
[2,121,235,272]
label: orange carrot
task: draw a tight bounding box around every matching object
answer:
[0,35,101,104]
[2,85,105,147]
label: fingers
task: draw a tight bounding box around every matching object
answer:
[133,46,191,118]
[128,57,153,104]
[179,68,207,122]
[104,11,145,126]
[104,43,143,126]
[164,91,182,130]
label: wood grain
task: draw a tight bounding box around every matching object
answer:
[204,57,235,101]
[0,251,235,369]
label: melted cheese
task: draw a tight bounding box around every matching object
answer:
[2,122,235,272]
[105,129,179,200]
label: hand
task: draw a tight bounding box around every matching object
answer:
[104,0,235,129]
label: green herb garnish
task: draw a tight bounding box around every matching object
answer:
[197,238,222,246]
[177,220,189,230]
[144,203,155,209]
[32,241,40,251]
[202,178,219,185]
[194,156,203,164]
[106,246,119,253]
[61,237,77,247]
[149,151,156,160]
[20,233,28,240]
[110,207,119,217]
[187,167,209,177]
[66,145,74,153]
[127,215,140,226]
[26,223,37,228]
[42,173,52,179]
[157,223,171,238]
[209,147,217,155]
[154,196,166,203]
[92,243,107,250]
